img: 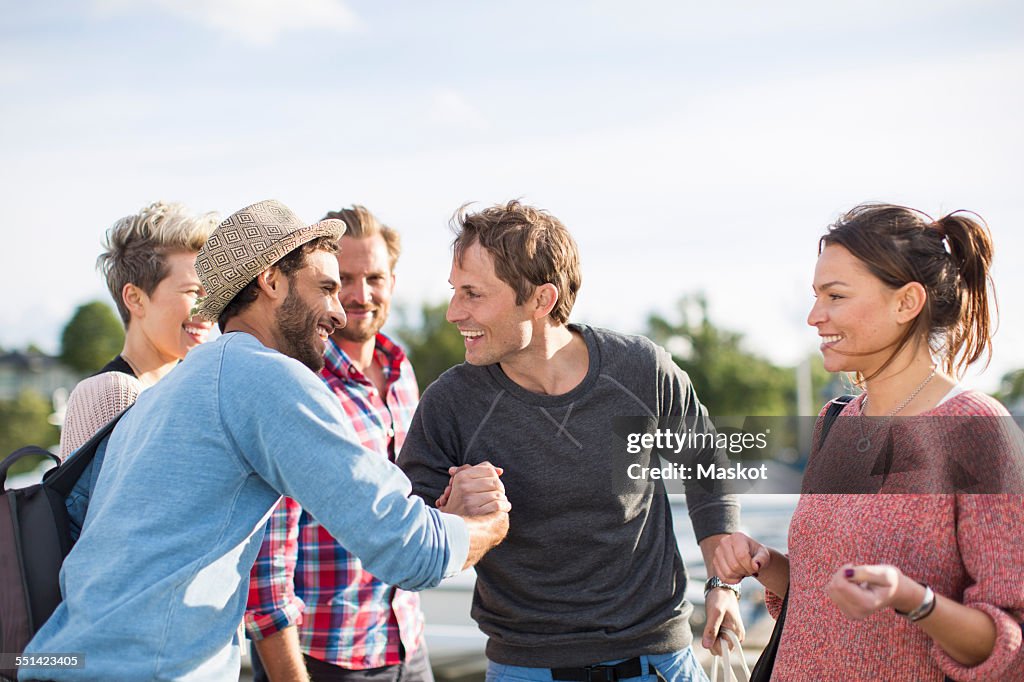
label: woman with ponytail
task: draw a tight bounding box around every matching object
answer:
[714,204,1024,680]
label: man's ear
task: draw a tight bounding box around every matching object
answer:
[255,266,287,302]
[122,283,147,319]
[894,281,927,324]
[532,283,560,320]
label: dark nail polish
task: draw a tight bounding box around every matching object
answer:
[844,568,855,578]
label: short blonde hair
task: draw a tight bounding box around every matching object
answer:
[97,201,219,325]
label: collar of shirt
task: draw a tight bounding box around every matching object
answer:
[321,333,408,392]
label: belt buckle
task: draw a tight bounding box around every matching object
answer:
[584,665,616,682]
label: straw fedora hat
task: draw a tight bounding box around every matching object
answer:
[193,199,346,321]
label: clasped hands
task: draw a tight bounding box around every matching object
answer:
[435,462,511,517]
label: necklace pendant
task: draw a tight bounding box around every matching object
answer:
[856,436,872,453]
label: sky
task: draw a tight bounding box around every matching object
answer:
[2,0,1022,393]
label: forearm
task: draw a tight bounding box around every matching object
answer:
[253,626,309,682]
[755,548,790,597]
[699,534,726,575]
[894,579,997,666]
[460,510,509,570]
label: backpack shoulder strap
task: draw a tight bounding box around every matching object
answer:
[44,407,132,497]
[817,394,857,449]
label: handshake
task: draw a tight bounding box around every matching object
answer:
[434,461,512,569]
[435,461,511,517]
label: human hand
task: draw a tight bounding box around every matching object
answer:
[827,563,913,620]
[435,464,470,508]
[437,461,510,516]
[712,532,771,583]
[702,585,745,655]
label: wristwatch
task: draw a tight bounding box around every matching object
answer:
[704,576,741,599]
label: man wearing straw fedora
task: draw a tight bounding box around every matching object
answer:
[246,206,439,682]
[22,200,510,682]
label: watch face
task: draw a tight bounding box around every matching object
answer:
[705,577,740,596]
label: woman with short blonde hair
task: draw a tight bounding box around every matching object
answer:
[60,201,219,457]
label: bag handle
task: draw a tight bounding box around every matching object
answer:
[0,446,60,490]
[709,627,751,682]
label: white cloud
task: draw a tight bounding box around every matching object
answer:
[427,89,490,132]
[94,0,360,45]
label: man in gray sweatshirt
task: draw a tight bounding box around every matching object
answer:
[399,200,742,681]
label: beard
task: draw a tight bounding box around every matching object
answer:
[276,288,326,372]
[334,304,388,344]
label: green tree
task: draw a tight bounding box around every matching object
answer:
[395,300,466,389]
[0,390,60,475]
[995,368,1024,411]
[60,301,124,373]
[646,294,796,416]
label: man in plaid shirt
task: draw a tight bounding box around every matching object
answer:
[245,206,433,682]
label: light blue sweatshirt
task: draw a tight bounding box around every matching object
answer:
[23,332,468,681]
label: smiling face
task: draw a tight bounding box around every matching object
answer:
[807,244,909,375]
[332,234,395,347]
[134,250,212,363]
[447,241,535,366]
[274,249,346,372]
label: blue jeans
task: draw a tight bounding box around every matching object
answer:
[485,648,709,682]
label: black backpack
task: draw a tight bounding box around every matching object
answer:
[0,410,127,678]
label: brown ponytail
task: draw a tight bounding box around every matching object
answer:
[932,212,996,376]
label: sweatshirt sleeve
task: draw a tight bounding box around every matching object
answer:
[397,375,464,505]
[655,346,740,541]
[221,344,469,591]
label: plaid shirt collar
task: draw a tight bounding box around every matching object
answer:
[322,332,408,390]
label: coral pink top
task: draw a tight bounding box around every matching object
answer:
[767,390,1024,681]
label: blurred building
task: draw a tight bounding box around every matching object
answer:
[0,348,81,403]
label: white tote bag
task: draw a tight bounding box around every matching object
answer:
[709,628,751,682]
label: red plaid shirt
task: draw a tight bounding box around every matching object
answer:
[244,334,423,668]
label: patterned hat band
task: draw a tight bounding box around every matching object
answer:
[192,199,345,321]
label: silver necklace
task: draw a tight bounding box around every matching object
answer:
[856,367,936,453]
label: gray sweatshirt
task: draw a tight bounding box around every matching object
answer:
[399,324,739,666]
